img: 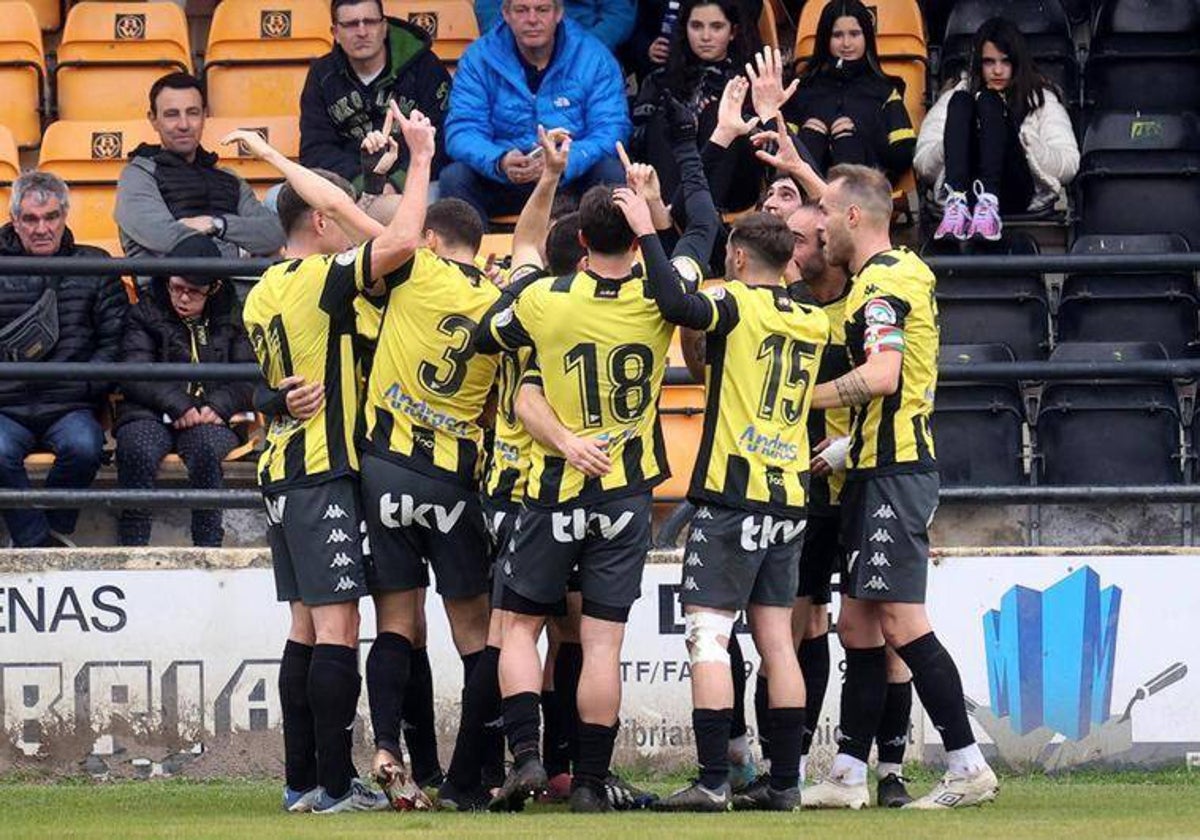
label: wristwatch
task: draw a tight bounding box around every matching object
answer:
[211,215,227,238]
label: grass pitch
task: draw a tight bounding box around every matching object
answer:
[7,770,1199,839]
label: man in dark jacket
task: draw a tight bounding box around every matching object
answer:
[114,235,255,547]
[115,73,286,259]
[0,172,127,548]
[300,0,452,192]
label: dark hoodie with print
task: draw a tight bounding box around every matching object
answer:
[299,16,452,189]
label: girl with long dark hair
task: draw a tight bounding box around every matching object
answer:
[782,0,916,180]
[916,17,1078,241]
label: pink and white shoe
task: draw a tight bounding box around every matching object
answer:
[934,186,971,240]
[967,180,1003,241]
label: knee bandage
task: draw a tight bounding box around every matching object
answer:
[685,611,735,666]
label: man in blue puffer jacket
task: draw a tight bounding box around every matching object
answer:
[442,1,630,226]
[473,0,635,51]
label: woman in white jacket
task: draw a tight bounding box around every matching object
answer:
[915,17,1079,241]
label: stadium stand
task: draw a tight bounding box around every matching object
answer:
[1085,0,1200,113]
[1075,110,1200,249]
[382,0,479,67]
[795,0,928,129]
[1057,234,1197,357]
[26,0,59,31]
[200,115,299,198]
[938,0,1079,111]
[759,0,780,50]
[656,378,705,502]
[204,0,334,118]
[56,1,193,121]
[0,1,47,149]
[37,118,159,247]
[1036,341,1184,486]
[0,125,19,226]
[934,343,1027,486]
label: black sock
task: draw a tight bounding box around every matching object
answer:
[279,640,317,793]
[754,674,770,756]
[553,642,583,769]
[404,647,441,785]
[542,690,571,776]
[728,634,748,740]
[502,691,542,765]
[895,633,975,751]
[838,646,887,762]
[573,721,618,788]
[447,645,501,790]
[693,708,732,790]
[766,707,805,790]
[798,633,831,756]
[876,680,913,766]
[308,644,360,799]
[365,632,411,758]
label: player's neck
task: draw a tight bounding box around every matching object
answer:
[849,235,894,276]
[587,252,635,279]
[737,267,783,288]
[435,244,477,266]
[805,268,848,303]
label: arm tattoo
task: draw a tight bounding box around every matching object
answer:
[833,368,873,407]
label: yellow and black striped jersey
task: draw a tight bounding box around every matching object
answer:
[483,268,674,506]
[797,285,852,510]
[243,244,370,490]
[364,248,503,486]
[483,264,543,504]
[685,281,828,516]
[844,247,938,475]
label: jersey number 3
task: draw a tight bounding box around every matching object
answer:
[565,342,654,428]
[419,314,478,397]
[757,334,816,425]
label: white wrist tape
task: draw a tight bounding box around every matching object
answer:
[814,435,850,472]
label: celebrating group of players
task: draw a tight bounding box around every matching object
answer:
[230,54,1000,816]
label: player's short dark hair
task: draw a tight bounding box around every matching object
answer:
[149,72,206,114]
[578,186,635,256]
[331,0,384,23]
[729,212,794,272]
[546,211,584,275]
[276,169,357,236]
[424,198,483,254]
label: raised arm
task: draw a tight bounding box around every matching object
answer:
[752,119,827,201]
[511,126,571,269]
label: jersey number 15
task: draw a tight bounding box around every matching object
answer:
[757,334,816,425]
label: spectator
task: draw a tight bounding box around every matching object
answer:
[625,0,761,83]
[442,0,629,225]
[782,0,915,181]
[300,0,452,194]
[115,73,286,259]
[916,17,1079,242]
[114,236,255,547]
[474,0,636,51]
[630,0,763,211]
[0,173,127,548]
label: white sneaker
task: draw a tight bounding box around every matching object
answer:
[801,776,870,810]
[313,779,391,813]
[905,766,999,809]
[282,785,323,813]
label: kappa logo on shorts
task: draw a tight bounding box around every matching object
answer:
[872,504,897,519]
[379,493,465,534]
[868,551,891,567]
[323,504,348,520]
[869,528,894,544]
[740,514,805,552]
[551,508,634,543]
[863,575,890,592]
[694,507,713,520]
[685,551,703,567]
[330,552,354,569]
[683,576,700,591]
[264,495,286,526]
[689,528,708,543]
[333,575,357,593]
[326,528,352,544]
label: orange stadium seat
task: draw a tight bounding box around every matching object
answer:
[204,0,334,118]
[200,115,300,197]
[656,381,705,502]
[0,1,47,148]
[0,124,19,226]
[795,0,928,128]
[37,119,158,242]
[56,2,193,121]
[27,0,60,31]
[383,0,479,66]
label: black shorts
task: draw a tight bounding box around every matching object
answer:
[681,503,806,611]
[361,454,490,600]
[839,471,939,604]
[482,494,521,608]
[265,477,369,606]
[498,492,652,622]
[797,512,841,605]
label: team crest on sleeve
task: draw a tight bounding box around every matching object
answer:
[334,248,358,266]
[864,297,896,326]
[493,305,515,328]
[704,285,727,302]
[671,256,703,286]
